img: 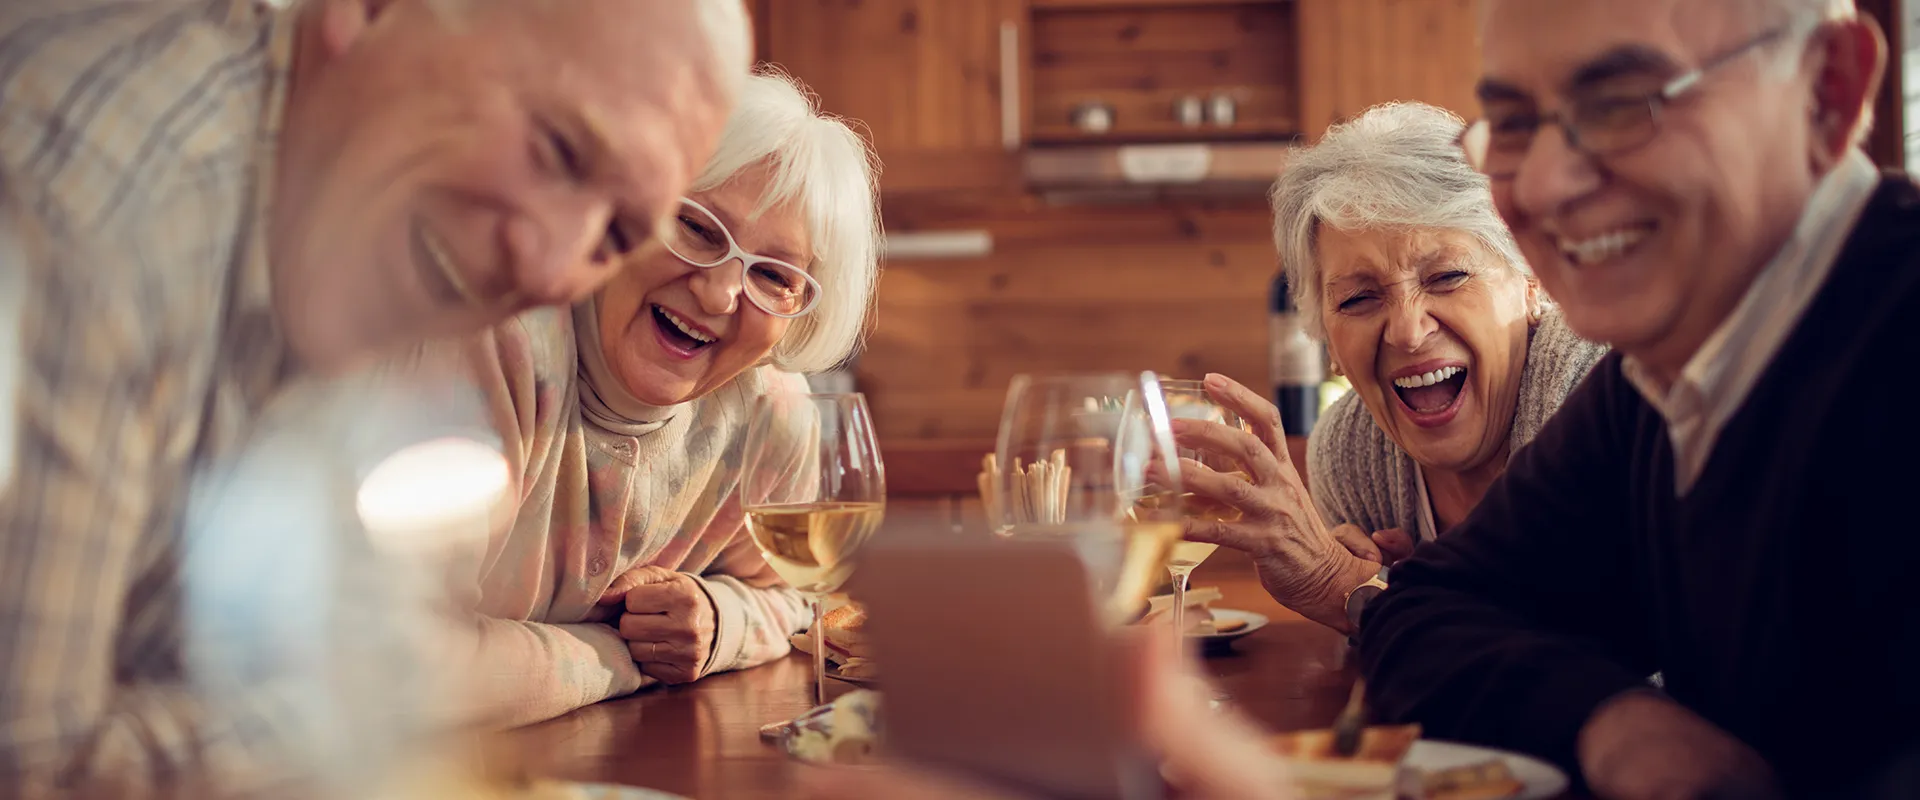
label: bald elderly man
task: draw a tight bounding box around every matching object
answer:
[0,0,749,796]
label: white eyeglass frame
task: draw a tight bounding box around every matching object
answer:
[662,196,822,319]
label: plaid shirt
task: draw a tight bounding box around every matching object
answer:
[0,0,305,796]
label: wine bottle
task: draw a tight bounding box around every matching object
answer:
[1270,271,1324,434]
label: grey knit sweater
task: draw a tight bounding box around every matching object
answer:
[1305,308,1609,543]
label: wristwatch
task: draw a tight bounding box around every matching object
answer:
[1343,566,1390,633]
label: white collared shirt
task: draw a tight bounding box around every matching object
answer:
[1621,149,1880,494]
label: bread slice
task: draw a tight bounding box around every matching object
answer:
[1139,586,1225,634]
[791,601,873,665]
[1416,760,1525,800]
[1267,724,1420,800]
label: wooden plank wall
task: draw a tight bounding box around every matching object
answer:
[1295,0,1483,134]
[1029,2,1301,142]
[864,199,1277,443]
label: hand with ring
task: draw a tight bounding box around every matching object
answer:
[599,565,719,684]
[1169,374,1383,632]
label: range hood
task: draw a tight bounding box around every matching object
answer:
[1022,141,1294,203]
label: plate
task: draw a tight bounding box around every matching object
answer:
[549,782,694,800]
[1189,608,1268,641]
[1403,740,1568,799]
[825,663,878,685]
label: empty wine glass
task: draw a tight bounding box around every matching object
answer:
[984,372,1183,627]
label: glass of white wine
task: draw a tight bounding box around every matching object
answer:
[1144,379,1254,640]
[740,392,886,706]
[986,372,1183,628]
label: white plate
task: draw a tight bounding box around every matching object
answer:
[1189,608,1268,641]
[1404,740,1568,799]
[553,782,693,800]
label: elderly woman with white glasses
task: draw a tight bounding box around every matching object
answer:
[427,68,880,728]
[1170,102,1606,635]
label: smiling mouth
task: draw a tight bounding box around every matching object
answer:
[411,221,478,307]
[1392,366,1468,415]
[652,304,717,354]
[1554,224,1655,269]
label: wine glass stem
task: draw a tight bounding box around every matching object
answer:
[810,597,827,707]
[1169,566,1192,647]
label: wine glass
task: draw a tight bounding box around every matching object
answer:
[1149,379,1254,641]
[740,392,886,707]
[983,372,1183,627]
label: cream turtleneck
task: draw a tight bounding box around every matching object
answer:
[438,304,812,729]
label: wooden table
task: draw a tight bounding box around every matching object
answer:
[506,548,1573,799]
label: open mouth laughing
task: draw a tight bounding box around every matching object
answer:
[1390,363,1469,428]
[411,220,479,307]
[651,303,719,359]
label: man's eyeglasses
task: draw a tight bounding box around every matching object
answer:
[1457,26,1791,180]
[662,197,821,318]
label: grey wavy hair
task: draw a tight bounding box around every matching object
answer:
[693,66,882,374]
[1268,101,1529,340]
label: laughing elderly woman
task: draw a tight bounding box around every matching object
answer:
[1173,102,1606,635]
[428,68,881,728]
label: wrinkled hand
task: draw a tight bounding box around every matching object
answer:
[796,626,1296,800]
[600,566,717,684]
[1578,691,1784,800]
[1332,525,1416,567]
[1171,374,1377,631]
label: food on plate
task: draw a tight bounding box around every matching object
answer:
[1267,724,1420,800]
[1138,586,1246,635]
[791,597,876,678]
[1266,726,1527,800]
[785,689,884,766]
[1207,615,1249,634]
[1413,760,1524,800]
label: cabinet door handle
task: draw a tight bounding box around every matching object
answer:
[999,20,1020,151]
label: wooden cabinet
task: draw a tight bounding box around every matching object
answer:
[756,0,1031,193]
[1027,0,1300,144]
[1296,0,1482,136]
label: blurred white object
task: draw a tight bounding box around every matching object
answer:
[1071,102,1114,134]
[1174,95,1204,128]
[182,362,504,798]
[881,230,993,259]
[356,437,509,561]
[1118,144,1212,184]
[1207,93,1237,127]
[0,224,18,490]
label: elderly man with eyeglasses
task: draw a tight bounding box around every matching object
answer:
[1352,0,1920,797]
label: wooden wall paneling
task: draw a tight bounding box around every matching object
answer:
[1032,0,1290,10]
[1028,2,1300,142]
[1295,0,1482,137]
[880,193,1274,244]
[861,238,1278,440]
[758,0,1030,193]
[1861,0,1907,170]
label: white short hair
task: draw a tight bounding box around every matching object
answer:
[1269,102,1529,340]
[693,67,882,374]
